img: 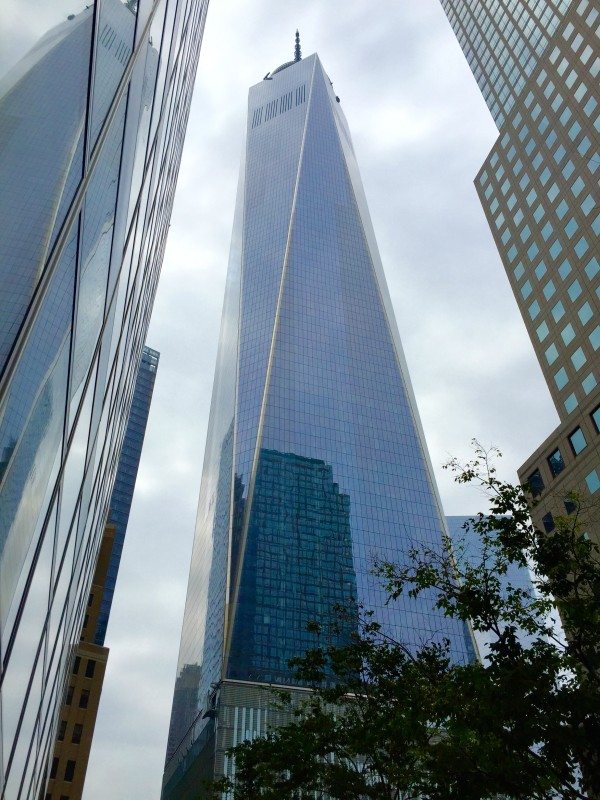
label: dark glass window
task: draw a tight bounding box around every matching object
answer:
[85,659,96,679]
[87,593,93,607]
[64,760,76,782]
[78,689,90,709]
[72,657,81,675]
[564,498,578,514]
[57,720,67,742]
[591,404,600,432]
[542,512,555,533]
[50,758,59,779]
[547,448,565,477]
[65,685,74,706]
[568,427,587,455]
[71,723,83,745]
[527,468,545,496]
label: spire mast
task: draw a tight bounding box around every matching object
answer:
[294,30,301,62]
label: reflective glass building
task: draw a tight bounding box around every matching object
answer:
[440,1,600,546]
[0,1,208,797]
[162,49,475,798]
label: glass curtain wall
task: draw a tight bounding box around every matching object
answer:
[0,2,209,798]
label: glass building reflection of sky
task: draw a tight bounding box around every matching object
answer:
[164,52,475,792]
[0,1,209,797]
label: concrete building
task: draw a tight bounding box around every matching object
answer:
[440,0,600,538]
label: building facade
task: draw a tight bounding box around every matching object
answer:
[162,48,475,799]
[0,2,208,797]
[44,344,158,800]
[440,1,600,539]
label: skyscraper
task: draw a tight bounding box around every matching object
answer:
[0,2,208,797]
[45,345,159,800]
[162,45,474,798]
[439,2,599,539]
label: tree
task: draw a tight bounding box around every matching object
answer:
[214,443,599,800]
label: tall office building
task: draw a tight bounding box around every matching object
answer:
[0,1,208,797]
[162,45,475,799]
[45,345,159,800]
[440,1,600,538]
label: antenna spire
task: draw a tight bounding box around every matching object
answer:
[294,30,301,62]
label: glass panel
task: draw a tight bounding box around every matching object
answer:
[547,448,566,477]
[569,427,587,455]
[0,5,94,370]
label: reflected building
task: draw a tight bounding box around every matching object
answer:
[44,345,158,800]
[162,42,475,799]
[439,3,600,545]
[0,1,208,797]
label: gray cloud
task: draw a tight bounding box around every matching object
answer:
[84,1,558,798]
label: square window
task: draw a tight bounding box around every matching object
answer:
[541,221,554,240]
[514,262,525,280]
[547,449,566,477]
[571,347,587,370]
[545,343,559,364]
[535,261,547,280]
[559,260,572,280]
[571,176,585,196]
[582,372,597,395]
[589,325,600,350]
[548,183,560,202]
[542,512,555,533]
[561,323,575,345]
[579,302,593,324]
[581,195,595,215]
[527,242,539,259]
[575,237,589,257]
[585,469,600,494]
[537,321,550,341]
[543,280,556,300]
[562,160,575,179]
[569,427,587,455]
[529,300,541,320]
[554,366,568,389]
[552,301,565,322]
[568,280,582,301]
[550,240,563,259]
[564,498,578,514]
[565,392,578,413]
[527,469,545,497]
[565,218,579,238]
[556,200,569,219]
[521,280,533,299]
[585,257,599,280]
[591,405,600,432]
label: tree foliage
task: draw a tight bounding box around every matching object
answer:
[214,443,600,800]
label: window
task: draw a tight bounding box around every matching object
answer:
[562,324,575,345]
[585,257,599,280]
[569,427,587,455]
[591,405,600,432]
[565,393,578,414]
[521,280,533,299]
[72,723,83,745]
[65,685,74,706]
[50,758,59,779]
[529,300,541,320]
[564,498,578,514]
[552,301,565,322]
[543,280,556,300]
[585,469,600,494]
[542,512,555,533]
[527,469,545,497]
[64,760,76,783]
[79,689,90,709]
[88,593,94,607]
[547,448,566,477]
[578,302,592,325]
[555,367,568,390]
[589,326,600,351]
[582,373,597,394]
[72,657,81,676]
[535,261,547,280]
[571,347,586,371]
[57,720,67,742]
[537,321,549,341]
[568,280,582,301]
[545,343,559,364]
[85,660,96,679]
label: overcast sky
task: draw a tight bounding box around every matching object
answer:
[84,1,559,797]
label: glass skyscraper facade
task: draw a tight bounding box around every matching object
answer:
[162,50,475,798]
[440,1,599,545]
[0,1,208,797]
